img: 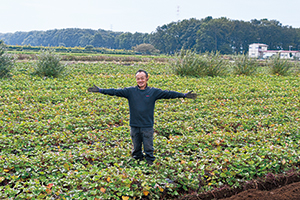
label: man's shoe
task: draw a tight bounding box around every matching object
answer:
[146,160,153,166]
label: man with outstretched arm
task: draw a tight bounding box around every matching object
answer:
[88,69,197,165]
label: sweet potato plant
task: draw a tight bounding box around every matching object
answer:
[0,61,299,199]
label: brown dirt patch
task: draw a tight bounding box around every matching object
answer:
[221,181,300,200]
[177,172,300,200]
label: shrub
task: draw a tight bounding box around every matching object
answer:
[269,55,294,76]
[132,43,160,55]
[170,49,227,77]
[204,51,228,77]
[291,61,300,75]
[0,41,15,78]
[232,54,258,76]
[85,45,94,50]
[170,49,204,77]
[33,50,66,77]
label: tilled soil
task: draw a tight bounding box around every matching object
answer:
[178,172,300,200]
[221,181,300,200]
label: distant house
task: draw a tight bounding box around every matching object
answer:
[249,43,268,58]
[249,43,300,60]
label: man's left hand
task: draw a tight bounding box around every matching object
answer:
[185,91,197,99]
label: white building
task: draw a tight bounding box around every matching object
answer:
[249,43,268,58]
[249,43,300,60]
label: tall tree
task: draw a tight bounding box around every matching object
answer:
[1,17,300,53]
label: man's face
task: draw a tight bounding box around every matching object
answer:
[136,72,148,89]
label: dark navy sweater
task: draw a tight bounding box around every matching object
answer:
[100,86,185,127]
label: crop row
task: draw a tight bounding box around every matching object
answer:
[0,62,299,199]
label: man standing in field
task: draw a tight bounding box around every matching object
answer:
[88,69,197,165]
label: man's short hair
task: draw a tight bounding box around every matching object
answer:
[135,69,148,78]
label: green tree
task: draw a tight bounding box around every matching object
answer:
[195,17,233,54]
[91,33,105,47]
[1,17,300,54]
[151,22,180,54]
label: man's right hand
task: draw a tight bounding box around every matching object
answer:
[88,84,101,92]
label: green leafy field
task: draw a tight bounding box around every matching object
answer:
[0,62,299,199]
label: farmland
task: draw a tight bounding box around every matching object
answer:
[0,60,300,199]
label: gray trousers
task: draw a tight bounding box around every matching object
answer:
[130,127,155,162]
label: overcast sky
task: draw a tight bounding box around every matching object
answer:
[1,0,299,34]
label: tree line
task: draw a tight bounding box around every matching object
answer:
[1,17,300,54]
